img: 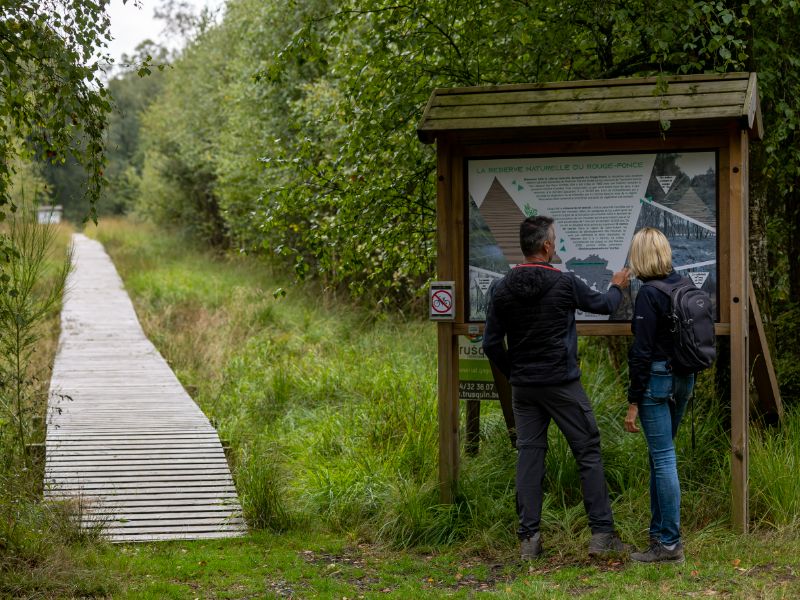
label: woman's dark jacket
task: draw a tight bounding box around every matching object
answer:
[483,262,623,387]
[627,270,682,404]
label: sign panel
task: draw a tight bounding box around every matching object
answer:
[429,281,455,320]
[458,335,498,401]
[467,152,718,321]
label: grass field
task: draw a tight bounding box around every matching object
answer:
[3,217,800,598]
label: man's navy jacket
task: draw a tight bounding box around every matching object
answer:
[483,262,623,387]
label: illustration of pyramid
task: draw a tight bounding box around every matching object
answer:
[663,186,715,227]
[478,177,526,264]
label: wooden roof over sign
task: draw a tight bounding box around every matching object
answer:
[417,72,762,143]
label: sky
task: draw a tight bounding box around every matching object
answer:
[105,0,225,66]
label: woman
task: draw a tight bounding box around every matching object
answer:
[624,227,694,564]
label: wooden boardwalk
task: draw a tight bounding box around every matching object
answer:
[44,234,245,542]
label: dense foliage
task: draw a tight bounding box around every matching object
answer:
[0,0,112,223]
[109,0,800,398]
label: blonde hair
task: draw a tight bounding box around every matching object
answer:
[628,227,673,278]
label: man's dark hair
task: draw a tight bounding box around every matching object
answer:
[520,215,554,257]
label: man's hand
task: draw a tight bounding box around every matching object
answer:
[611,267,631,289]
[624,403,640,433]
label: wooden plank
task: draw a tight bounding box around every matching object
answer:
[83,506,237,516]
[433,80,749,108]
[46,462,227,471]
[83,516,245,528]
[430,73,750,97]
[45,491,239,502]
[428,92,746,120]
[454,322,732,337]
[47,432,222,440]
[100,524,245,536]
[744,73,763,139]
[458,133,731,157]
[106,531,245,542]
[107,532,245,540]
[45,452,226,462]
[421,106,744,132]
[47,433,221,441]
[45,484,238,493]
[46,440,223,447]
[46,449,226,459]
[72,501,240,511]
[46,470,233,481]
[46,454,225,462]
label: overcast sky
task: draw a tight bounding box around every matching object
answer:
[105,0,225,65]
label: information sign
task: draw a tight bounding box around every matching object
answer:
[458,335,498,402]
[467,152,718,321]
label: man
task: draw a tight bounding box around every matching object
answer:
[483,215,631,560]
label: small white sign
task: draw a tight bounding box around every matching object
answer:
[688,272,709,288]
[656,175,677,194]
[475,276,493,294]
[429,281,455,320]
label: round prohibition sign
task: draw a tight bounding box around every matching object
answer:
[431,289,453,314]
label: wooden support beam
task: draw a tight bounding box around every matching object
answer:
[748,276,783,422]
[465,401,481,456]
[437,323,459,503]
[728,129,749,533]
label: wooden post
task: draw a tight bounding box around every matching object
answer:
[437,323,459,502]
[729,128,749,533]
[465,401,481,456]
[436,136,459,503]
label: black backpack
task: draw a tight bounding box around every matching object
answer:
[645,277,716,373]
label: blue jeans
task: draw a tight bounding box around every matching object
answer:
[638,361,694,546]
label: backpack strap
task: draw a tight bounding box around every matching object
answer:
[643,276,690,296]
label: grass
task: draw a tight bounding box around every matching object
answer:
[20,528,800,599]
[3,216,797,598]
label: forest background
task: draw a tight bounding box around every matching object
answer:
[39,0,800,397]
[4,0,800,596]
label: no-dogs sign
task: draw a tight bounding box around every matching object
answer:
[429,281,455,320]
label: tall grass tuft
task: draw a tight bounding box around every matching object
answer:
[749,408,800,528]
[235,441,293,531]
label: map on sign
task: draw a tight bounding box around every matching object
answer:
[467,152,718,321]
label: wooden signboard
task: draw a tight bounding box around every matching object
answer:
[418,72,781,532]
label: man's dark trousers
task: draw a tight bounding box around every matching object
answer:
[513,379,615,540]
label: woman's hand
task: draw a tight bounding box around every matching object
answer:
[624,403,640,433]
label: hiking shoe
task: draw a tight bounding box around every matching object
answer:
[520,532,543,560]
[588,531,633,556]
[631,541,685,564]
